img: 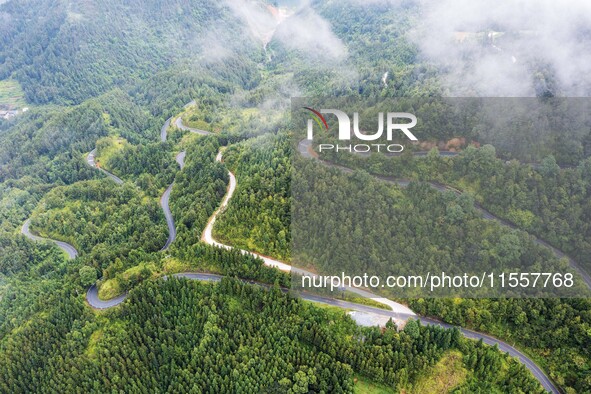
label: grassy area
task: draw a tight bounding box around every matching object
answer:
[98,262,160,300]
[0,79,27,108]
[306,302,349,315]
[178,102,283,134]
[354,375,395,394]
[340,292,392,310]
[162,256,223,276]
[181,114,212,131]
[98,278,123,300]
[95,136,127,165]
[162,258,193,274]
[406,350,467,393]
[179,103,218,132]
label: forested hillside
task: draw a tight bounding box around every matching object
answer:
[0,0,261,105]
[214,133,291,260]
[30,180,167,262]
[0,0,589,392]
[0,278,544,393]
[313,145,591,391]
[325,145,591,279]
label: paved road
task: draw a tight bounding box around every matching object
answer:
[299,139,591,290]
[160,117,172,142]
[87,271,413,319]
[21,219,78,259]
[160,101,201,142]
[159,183,176,251]
[176,151,186,169]
[298,139,561,392]
[84,124,559,393]
[174,117,212,136]
[86,284,127,309]
[85,268,558,393]
[86,149,124,184]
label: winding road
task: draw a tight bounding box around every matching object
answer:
[201,150,415,314]
[55,114,557,392]
[86,284,127,309]
[20,145,132,259]
[300,139,591,291]
[87,141,178,252]
[158,110,213,250]
[174,117,211,135]
[160,113,210,143]
[86,149,124,184]
[21,219,78,259]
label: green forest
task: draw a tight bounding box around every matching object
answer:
[0,0,590,393]
[214,133,292,260]
[322,145,591,276]
[0,277,544,393]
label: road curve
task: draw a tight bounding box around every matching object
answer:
[84,121,558,393]
[84,266,558,393]
[87,271,415,319]
[176,151,186,170]
[160,149,192,251]
[419,315,557,393]
[298,139,560,392]
[86,284,127,309]
[21,219,78,259]
[87,143,177,252]
[86,149,124,184]
[174,117,212,135]
[201,150,414,314]
[299,140,591,290]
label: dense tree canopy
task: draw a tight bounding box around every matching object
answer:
[0,0,588,392]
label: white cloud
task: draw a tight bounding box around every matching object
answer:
[273,7,347,61]
[413,0,591,96]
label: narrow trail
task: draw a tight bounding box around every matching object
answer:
[81,115,558,393]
